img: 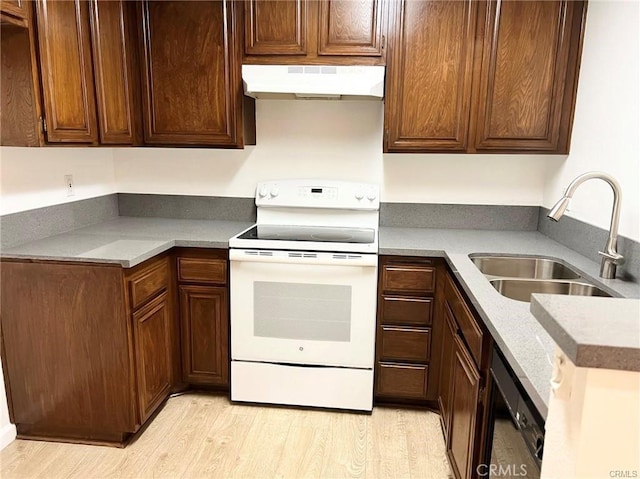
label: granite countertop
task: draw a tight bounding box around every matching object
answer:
[2,218,639,418]
[0,217,254,267]
[530,295,640,372]
[378,227,640,418]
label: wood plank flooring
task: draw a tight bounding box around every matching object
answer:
[0,393,452,479]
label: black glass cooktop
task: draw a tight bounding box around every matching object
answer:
[237,225,376,244]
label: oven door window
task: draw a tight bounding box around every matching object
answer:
[254,281,351,342]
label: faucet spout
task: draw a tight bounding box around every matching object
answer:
[547,171,624,279]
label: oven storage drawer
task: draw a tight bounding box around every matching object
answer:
[177,257,227,284]
[382,265,436,294]
[376,363,429,399]
[379,326,431,363]
[380,295,433,326]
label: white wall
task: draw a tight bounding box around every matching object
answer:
[0,147,117,215]
[114,100,560,206]
[543,1,640,242]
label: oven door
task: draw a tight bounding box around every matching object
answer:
[230,248,377,369]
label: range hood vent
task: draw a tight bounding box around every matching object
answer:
[242,64,385,101]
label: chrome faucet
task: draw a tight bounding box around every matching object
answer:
[547,171,624,279]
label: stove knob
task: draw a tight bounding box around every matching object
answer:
[270,186,279,198]
[366,188,377,201]
[355,188,364,200]
[258,185,268,198]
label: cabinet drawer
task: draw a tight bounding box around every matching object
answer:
[446,277,484,367]
[128,259,169,310]
[177,257,226,284]
[380,327,431,363]
[376,363,429,400]
[382,265,436,294]
[381,296,433,326]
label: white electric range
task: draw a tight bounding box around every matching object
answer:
[228,179,379,411]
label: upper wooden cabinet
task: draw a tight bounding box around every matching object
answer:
[384,0,586,154]
[245,0,307,55]
[385,0,477,151]
[34,0,139,144]
[243,0,387,65]
[1,0,29,22]
[89,0,140,144]
[318,0,385,56]
[35,0,98,143]
[1,0,44,146]
[138,0,249,147]
[473,0,584,152]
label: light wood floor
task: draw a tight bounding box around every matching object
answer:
[0,393,452,479]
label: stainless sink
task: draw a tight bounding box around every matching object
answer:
[470,255,581,280]
[489,278,612,302]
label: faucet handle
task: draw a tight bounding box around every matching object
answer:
[598,250,625,265]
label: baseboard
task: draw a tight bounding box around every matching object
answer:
[0,422,16,451]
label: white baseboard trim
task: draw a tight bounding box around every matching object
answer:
[0,422,16,451]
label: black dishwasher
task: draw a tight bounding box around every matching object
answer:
[482,347,545,479]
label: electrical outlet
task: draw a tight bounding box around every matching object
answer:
[64,175,74,196]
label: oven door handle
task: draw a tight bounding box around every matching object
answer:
[229,249,378,267]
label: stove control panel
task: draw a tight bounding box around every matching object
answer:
[255,179,379,210]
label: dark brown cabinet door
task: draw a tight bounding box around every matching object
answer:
[473,0,584,152]
[179,285,229,386]
[139,0,242,146]
[133,291,173,423]
[245,0,307,55]
[318,0,384,56]
[438,302,457,442]
[384,0,477,152]
[1,0,44,147]
[0,261,137,442]
[448,335,481,479]
[89,0,139,144]
[35,0,98,143]
[1,0,29,20]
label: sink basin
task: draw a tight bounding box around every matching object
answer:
[489,279,612,302]
[470,255,581,280]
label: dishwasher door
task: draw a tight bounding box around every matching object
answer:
[483,347,544,479]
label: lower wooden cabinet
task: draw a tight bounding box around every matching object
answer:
[438,271,492,479]
[438,303,458,438]
[132,291,173,423]
[448,335,481,479]
[0,254,178,444]
[0,260,138,443]
[375,256,442,403]
[176,249,230,388]
[376,363,429,399]
[179,285,229,386]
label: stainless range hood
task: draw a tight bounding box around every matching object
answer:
[242,64,385,100]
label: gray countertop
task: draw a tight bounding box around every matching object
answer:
[530,295,640,372]
[0,217,253,267]
[2,218,639,419]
